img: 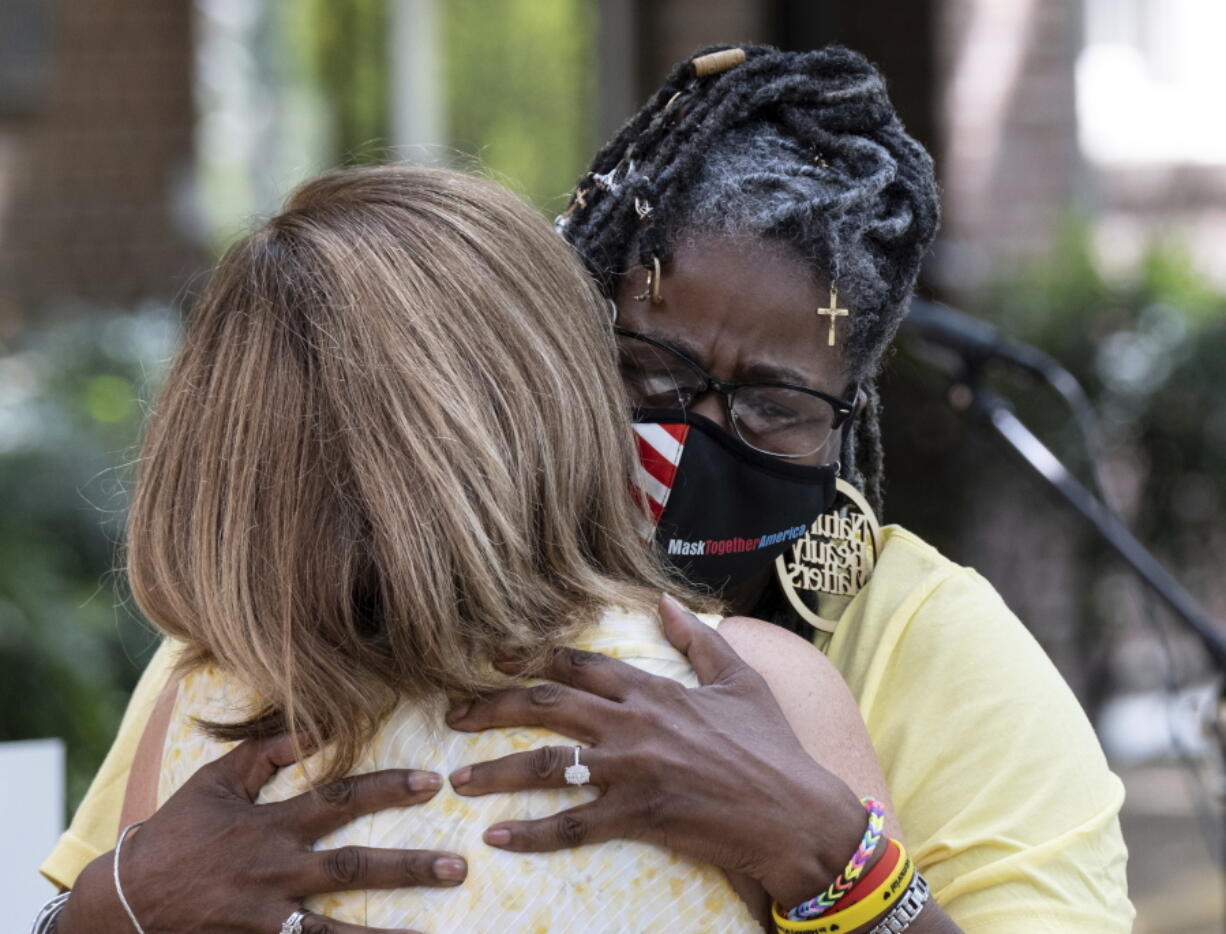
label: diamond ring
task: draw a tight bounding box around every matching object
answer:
[281,909,308,934]
[564,745,591,786]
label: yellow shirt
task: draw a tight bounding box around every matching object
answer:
[41,525,1133,931]
[821,527,1132,931]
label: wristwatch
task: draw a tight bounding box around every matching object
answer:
[868,872,931,934]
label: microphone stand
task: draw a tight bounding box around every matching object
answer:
[901,297,1226,667]
[951,373,1226,673]
[945,362,1226,865]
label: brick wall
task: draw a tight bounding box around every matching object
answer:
[634,0,770,92]
[933,0,1085,295]
[0,0,200,334]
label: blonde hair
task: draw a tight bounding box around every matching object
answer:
[127,165,691,780]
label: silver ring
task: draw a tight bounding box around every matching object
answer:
[564,745,591,786]
[280,909,308,934]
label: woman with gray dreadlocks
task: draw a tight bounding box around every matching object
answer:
[44,45,1129,934]
[440,44,1133,931]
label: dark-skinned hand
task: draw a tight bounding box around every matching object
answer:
[57,733,467,934]
[446,594,867,910]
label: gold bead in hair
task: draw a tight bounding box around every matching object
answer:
[691,48,746,77]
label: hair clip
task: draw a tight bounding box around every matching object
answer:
[559,186,590,220]
[663,90,689,125]
[592,159,635,194]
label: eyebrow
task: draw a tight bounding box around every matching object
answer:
[634,327,820,391]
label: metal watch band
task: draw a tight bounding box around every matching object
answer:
[868,871,931,934]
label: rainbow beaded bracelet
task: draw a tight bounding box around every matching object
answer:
[774,845,915,934]
[788,796,886,920]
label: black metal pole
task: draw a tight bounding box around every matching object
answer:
[967,385,1226,673]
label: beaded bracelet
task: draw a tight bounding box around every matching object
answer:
[773,841,914,934]
[836,837,902,910]
[788,796,886,920]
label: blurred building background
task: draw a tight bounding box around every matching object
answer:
[1,1,1224,929]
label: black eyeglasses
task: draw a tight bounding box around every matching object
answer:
[615,326,856,459]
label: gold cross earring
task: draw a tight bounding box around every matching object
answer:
[817,285,849,347]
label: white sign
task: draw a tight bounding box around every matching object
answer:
[0,739,64,924]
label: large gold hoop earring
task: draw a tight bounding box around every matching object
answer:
[774,478,883,633]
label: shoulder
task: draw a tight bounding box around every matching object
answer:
[719,615,842,686]
[719,616,849,710]
[832,524,1100,761]
[829,525,1037,702]
[717,618,866,751]
[717,616,895,823]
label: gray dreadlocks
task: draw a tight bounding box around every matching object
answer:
[556,44,939,512]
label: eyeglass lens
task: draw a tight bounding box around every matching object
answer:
[616,333,836,457]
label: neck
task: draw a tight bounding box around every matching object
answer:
[722,566,772,616]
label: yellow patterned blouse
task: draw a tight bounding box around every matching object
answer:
[155,610,761,933]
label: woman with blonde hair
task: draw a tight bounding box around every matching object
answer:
[54,164,891,933]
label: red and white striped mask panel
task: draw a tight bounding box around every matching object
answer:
[631,421,690,533]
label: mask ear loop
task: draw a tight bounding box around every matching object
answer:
[836,385,865,474]
[837,412,856,473]
[838,425,854,472]
[606,297,619,325]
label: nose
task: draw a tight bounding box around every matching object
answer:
[689,390,730,431]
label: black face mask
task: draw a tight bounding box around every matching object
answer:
[632,408,840,592]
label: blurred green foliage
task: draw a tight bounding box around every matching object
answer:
[297,0,391,163]
[888,223,1226,528]
[291,0,595,211]
[443,0,596,212]
[198,0,592,251]
[0,310,175,808]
